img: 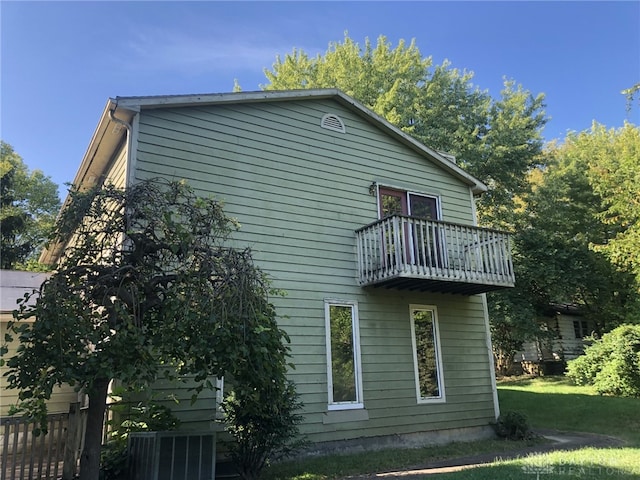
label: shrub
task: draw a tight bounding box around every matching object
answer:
[567,324,640,397]
[222,379,307,480]
[494,411,531,440]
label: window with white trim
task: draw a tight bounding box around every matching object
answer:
[410,305,445,403]
[325,300,363,410]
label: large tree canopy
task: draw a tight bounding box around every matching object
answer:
[262,34,547,227]
[489,123,640,371]
[2,179,301,480]
[583,123,640,283]
[0,141,60,270]
[530,123,640,300]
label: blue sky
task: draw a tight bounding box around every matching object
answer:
[2,1,639,197]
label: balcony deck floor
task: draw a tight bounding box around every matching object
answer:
[363,274,514,295]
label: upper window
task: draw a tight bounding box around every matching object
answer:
[573,320,589,339]
[409,305,445,403]
[325,300,363,410]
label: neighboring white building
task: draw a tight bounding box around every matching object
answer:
[517,304,591,374]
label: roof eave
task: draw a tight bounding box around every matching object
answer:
[39,99,134,265]
[113,88,343,110]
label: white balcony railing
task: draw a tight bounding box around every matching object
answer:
[355,215,515,294]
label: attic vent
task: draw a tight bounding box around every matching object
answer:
[321,113,346,133]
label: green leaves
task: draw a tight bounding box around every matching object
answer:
[2,178,302,444]
[527,124,640,318]
[0,141,61,269]
[1,178,304,480]
[567,324,640,397]
[488,123,640,370]
[583,123,640,282]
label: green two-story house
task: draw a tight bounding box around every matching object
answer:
[42,89,514,454]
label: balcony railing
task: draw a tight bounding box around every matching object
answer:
[355,215,515,295]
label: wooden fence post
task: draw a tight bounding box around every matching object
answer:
[62,402,82,480]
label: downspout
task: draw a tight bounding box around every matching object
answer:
[106,105,134,409]
[108,105,133,189]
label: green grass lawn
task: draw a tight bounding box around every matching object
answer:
[430,376,640,479]
[498,376,640,444]
[432,448,640,480]
[263,437,545,480]
[264,376,640,479]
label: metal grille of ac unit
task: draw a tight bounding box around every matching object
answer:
[127,431,216,480]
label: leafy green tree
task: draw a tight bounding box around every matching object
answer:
[261,34,547,227]
[264,35,429,127]
[1,179,303,480]
[583,123,640,283]
[0,141,60,269]
[493,126,640,370]
[487,281,541,376]
[476,81,546,227]
[532,125,640,323]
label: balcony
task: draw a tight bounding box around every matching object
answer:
[355,215,515,295]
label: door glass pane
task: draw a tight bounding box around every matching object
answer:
[330,305,356,403]
[409,194,438,219]
[381,193,403,217]
[412,309,441,399]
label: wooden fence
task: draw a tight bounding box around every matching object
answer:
[1,403,86,480]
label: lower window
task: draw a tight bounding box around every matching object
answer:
[325,300,363,410]
[410,305,445,403]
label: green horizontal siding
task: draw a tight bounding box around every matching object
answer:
[133,97,496,445]
[105,145,128,189]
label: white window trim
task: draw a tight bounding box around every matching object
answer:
[324,299,364,411]
[409,304,446,404]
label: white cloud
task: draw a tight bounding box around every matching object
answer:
[120,25,306,75]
